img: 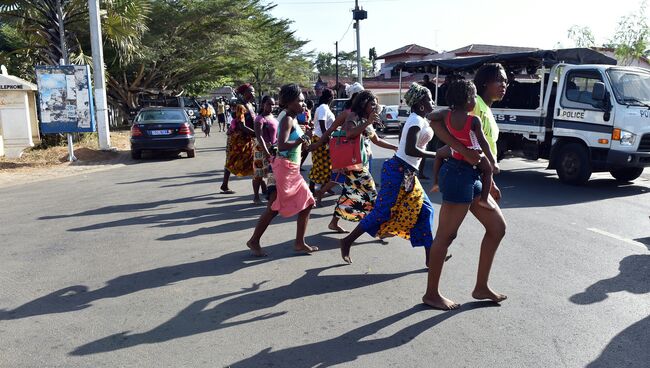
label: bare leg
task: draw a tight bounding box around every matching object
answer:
[328,214,348,233]
[220,169,232,192]
[340,224,366,264]
[315,180,338,206]
[295,206,318,253]
[476,158,495,210]
[252,177,262,203]
[247,191,279,257]
[469,198,507,303]
[422,202,471,310]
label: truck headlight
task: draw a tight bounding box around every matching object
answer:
[620,130,635,146]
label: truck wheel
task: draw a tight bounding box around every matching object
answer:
[610,167,643,182]
[187,149,196,158]
[131,150,141,159]
[556,143,591,185]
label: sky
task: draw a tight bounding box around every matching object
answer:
[270,0,648,58]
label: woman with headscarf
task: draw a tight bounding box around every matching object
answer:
[328,90,398,233]
[220,83,258,196]
[246,84,318,256]
[339,83,438,265]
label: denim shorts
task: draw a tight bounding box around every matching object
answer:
[438,158,482,204]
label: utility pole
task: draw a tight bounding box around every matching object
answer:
[352,0,367,84]
[57,0,77,162]
[88,0,112,150]
[335,41,339,97]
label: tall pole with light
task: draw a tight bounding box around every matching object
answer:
[88,0,111,150]
[352,0,367,84]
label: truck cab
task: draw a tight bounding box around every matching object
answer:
[543,64,650,183]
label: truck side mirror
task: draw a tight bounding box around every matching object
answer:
[592,82,606,101]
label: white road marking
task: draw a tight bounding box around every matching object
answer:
[587,228,648,251]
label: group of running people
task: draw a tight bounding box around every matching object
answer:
[218,64,509,310]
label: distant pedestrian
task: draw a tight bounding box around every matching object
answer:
[200,102,212,137]
[247,84,318,256]
[216,98,227,132]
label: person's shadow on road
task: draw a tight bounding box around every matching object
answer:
[69,265,432,356]
[569,253,649,367]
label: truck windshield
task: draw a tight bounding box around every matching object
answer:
[607,69,650,106]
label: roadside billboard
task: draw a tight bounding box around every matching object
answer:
[35,65,96,134]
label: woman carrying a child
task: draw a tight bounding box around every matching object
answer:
[422,63,508,311]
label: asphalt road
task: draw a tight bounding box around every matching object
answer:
[1,131,648,368]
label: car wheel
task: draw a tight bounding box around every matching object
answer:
[556,143,591,185]
[610,167,643,182]
[187,149,196,158]
[131,150,141,159]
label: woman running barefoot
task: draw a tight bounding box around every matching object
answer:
[246,84,318,256]
[422,64,509,310]
[220,84,258,195]
[328,90,397,234]
[339,83,437,265]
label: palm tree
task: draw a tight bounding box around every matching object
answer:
[0,0,150,66]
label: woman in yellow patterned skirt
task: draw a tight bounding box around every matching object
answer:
[308,89,336,194]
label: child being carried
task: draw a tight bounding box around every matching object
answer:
[431,79,499,210]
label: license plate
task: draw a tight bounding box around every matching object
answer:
[149,130,171,135]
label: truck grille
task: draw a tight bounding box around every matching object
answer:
[639,134,650,152]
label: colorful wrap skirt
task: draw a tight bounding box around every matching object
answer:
[270,157,315,217]
[226,130,255,177]
[308,135,332,185]
[360,156,434,248]
[334,167,377,222]
[253,143,271,179]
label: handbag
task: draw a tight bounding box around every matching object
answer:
[329,130,363,171]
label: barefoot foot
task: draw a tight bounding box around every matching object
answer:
[422,295,461,310]
[246,240,267,257]
[431,184,440,193]
[340,238,352,264]
[472,287,507,303]
[294,243,319,254]
[328,223,349,233]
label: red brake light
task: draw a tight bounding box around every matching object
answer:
[178,123,191,135]
[131,124,143,137]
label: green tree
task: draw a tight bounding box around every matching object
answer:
[609,0,649,65]
[314,52,336,76]
[0,0,150,70]
[567,25,595,48]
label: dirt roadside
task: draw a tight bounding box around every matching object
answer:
[0,132,133,189]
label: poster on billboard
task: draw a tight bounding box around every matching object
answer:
[35,65,96,134]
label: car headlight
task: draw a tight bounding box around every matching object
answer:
[620,130,635,146]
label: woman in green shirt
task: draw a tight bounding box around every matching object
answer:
[423,63,508,310]
[247,84,318,256]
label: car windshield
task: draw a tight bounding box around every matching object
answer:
[607,69,650,106]
[137,110,186,122]
[182,97,198,108]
